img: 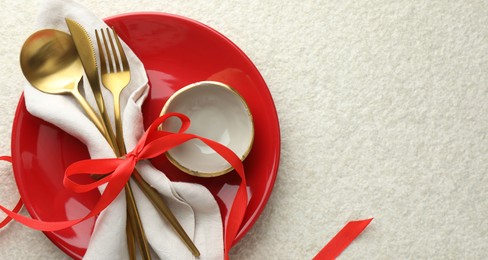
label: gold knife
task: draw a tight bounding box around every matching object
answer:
[65,18,118,152]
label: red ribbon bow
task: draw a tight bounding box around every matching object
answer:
[0,112,248,258]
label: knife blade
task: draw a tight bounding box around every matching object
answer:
[65,18,118,151]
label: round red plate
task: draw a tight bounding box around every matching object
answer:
[12,12,280,259]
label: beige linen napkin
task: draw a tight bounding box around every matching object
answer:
[23,0,223,259]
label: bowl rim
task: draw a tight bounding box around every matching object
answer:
[159,80,255,177]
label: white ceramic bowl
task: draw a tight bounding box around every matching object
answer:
[160,81,254,177]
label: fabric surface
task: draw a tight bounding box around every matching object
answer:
[1,1,487,259]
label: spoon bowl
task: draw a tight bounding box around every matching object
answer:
[20,29,83,94]
[20,29,106,136]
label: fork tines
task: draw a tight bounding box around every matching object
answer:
[95,28,129,74]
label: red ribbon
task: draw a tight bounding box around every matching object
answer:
[313,218,373,260]
[0,113,247,258]
[0,156,23,229]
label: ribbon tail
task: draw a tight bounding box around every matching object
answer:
[0,155,134,231]
[190,136,248,257]
[313,218,373,260]
[0,155,23,229]
[0,199,23,229]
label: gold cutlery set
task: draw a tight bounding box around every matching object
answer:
[19,18,198,260]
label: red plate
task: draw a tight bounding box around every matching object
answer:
[12,12,280,259]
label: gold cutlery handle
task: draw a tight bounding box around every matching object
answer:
[133,169,201,257]
[71,88,117,152]
[72,89,150,260]
[125,183,151,260]
[112,93,200,256]
[126,223,136,260]
[113,92,126,154]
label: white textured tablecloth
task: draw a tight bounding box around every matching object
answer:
[1,1,487,259]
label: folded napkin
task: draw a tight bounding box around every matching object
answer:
[24,0,223,259]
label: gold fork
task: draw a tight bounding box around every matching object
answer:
[96,28,200,257]
[95,28,150,260]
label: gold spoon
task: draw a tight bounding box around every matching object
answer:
[19,29,116,149]
[19,29,147,258]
